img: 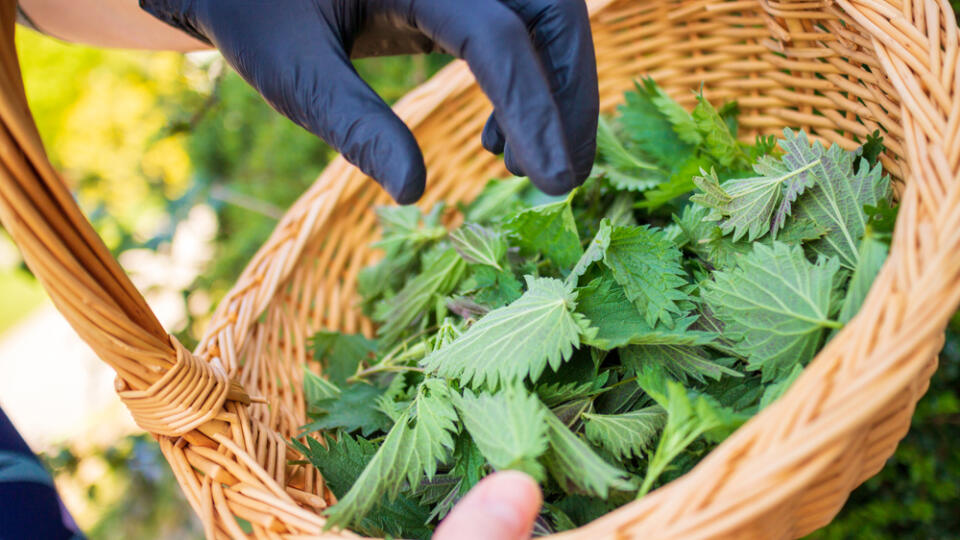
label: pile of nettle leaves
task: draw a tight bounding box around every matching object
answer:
[292,79,896,538]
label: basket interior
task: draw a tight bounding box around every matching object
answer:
[198,0,922,534]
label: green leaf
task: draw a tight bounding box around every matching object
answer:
[575,272,711,350]
[636,154,708,209]
[759,363,804,410]
[702,242,842,381]
[691,95,740,167]
[857,129,885,171]
[459,265,523,309]
[863,199,898,245]
[372,205,447,252]
[837,231,888,324]
[453,386,548,479]
[465,177,529,224]
[449,223,506,270]
[791,139,891,269]
[303,367,341,405]
[567,218,612,286]
[451,434,487,495]
[374,248,466,346]
[424,276,592,389]
[649,84,700,146]
[301,382,392,437]
[582,407,667,460]
[325,379,459,530]
[504,197,583,269]
[293,435,433,539]
[542,406,634,497]
[619,79,695,167]
[596,116,661,173]
[602,224,690,328]
[309,331,378,385]
[536,372,610,407]
[689,130,833,242]
[622,344,741,384]
[636,363,745,496]
[595,164,667,193]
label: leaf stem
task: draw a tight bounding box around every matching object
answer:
[348,364,425,383]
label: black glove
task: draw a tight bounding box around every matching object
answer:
[140,0,598,204]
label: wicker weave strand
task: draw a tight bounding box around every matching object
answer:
[116,336,233,436]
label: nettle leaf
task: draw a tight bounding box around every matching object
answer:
[837,231,888,324]
[576,272,712,350]
[325,379,458,530]
[453,386,548,479]
[759,363,804,410]
[690,129,830,242]
[536,372,610,408]
[595,164,667,193]
[567,219,613,286]
[542,406,634,497]
[459,265,523,309]
[691,156,818,243]
[691,94,741,167]
[372,205,447,252]
[596,116,661,173]
[504,196,583,269]
[303,367,341,405]
[595,116,667,192]
[637,154,710,209]
[622,345,741,384]
[649,84,701,146]
[294,434,433,539]
[604,193,638,228]
[423,276,592,389]
[602,224,690,328]
[702,242,842,381]
[449,223,507,270]
[583,406,667,460]
[374,248,466,346]
[619,79,695,167]
[636,363,746,496]
[772,129,828,232]
[301,382,392,437]
[465,177,529,224]
[790,141,891,270]
[309,331,378,385]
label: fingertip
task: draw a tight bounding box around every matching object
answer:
[382,152,426,205]
[535,167,579,196]
[503,145,526,178]
[482,114,506,154]
[434,471,543,540]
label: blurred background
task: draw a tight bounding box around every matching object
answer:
[3,7,959,539]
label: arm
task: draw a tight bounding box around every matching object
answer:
[18,0,210,51]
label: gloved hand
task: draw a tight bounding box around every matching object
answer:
[140,0,598,204]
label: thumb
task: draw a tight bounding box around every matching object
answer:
[433,471,543,540]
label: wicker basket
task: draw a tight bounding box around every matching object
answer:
[1,0,959,537]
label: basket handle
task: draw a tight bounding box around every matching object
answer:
[0,3,248,437]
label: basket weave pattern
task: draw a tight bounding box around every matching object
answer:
[0,0,958,538]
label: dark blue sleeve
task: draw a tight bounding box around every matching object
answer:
[0,407,83,540]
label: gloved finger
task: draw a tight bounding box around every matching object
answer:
[492,0,599,183]
[206,4,426,204]
[481,114,506,155]
[395,0,578,195]
[504,144,525,177]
